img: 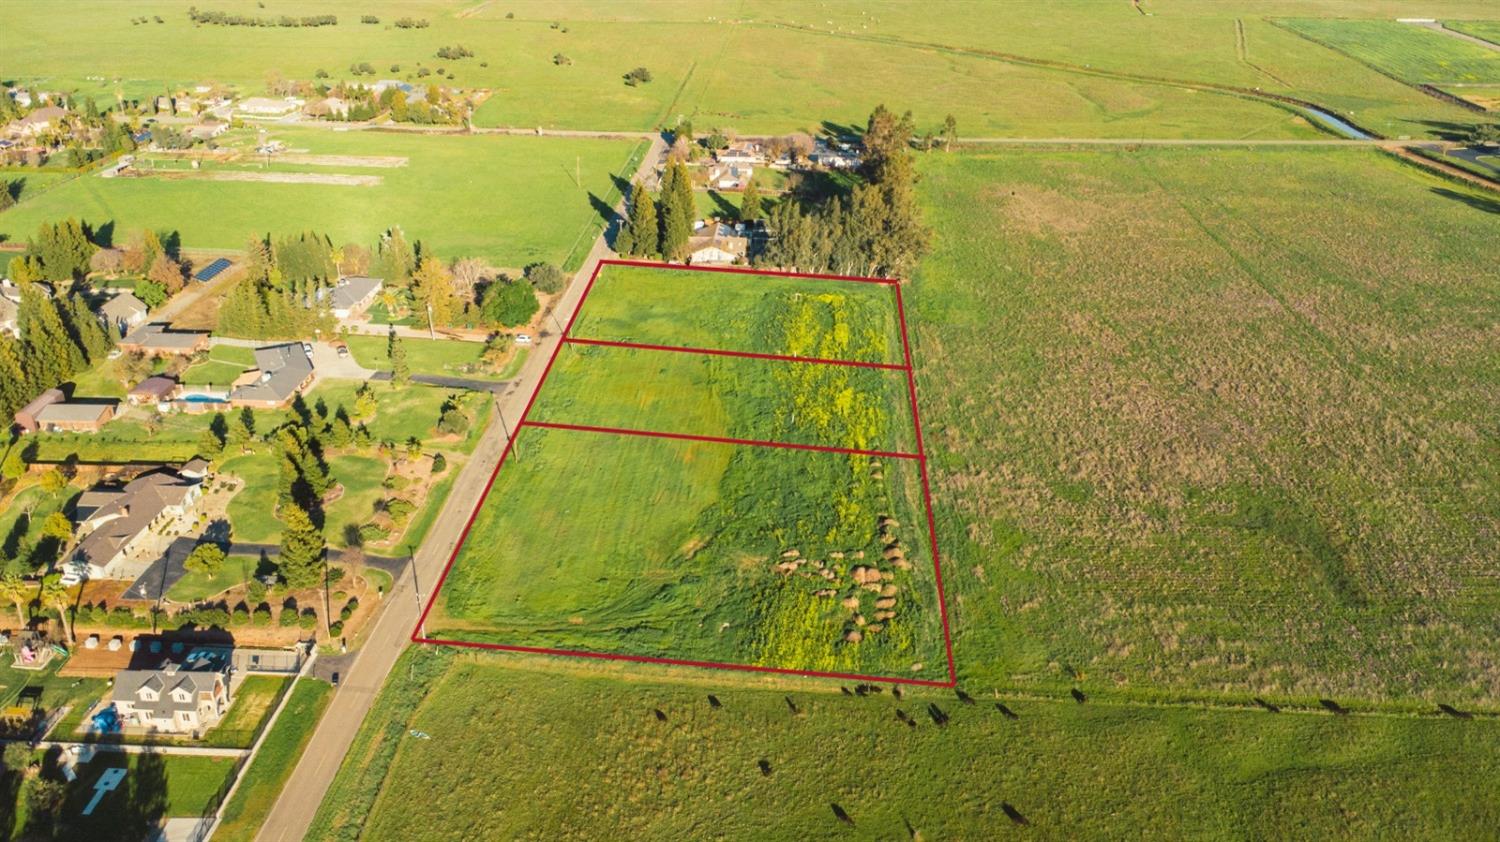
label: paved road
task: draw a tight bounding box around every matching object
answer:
[253,131,668,842]
[960,136,1451,147]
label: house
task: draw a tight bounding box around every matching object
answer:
[127,375,178,406]
[0,295,17,338]
[228,343,315,408]
[33,401,116,433]
[810,143,860,170]
[325,276,382,320]
[112,656,232,735]
[371,80,415,98]
[7,105,67,137]
[184,121,228,141]
[686,222,749,265]
[119,323,211,357]
[709,163,753,190]
[14,387,64,433]
[716,141,763,167]
[99,292,149,335]
[72,465,207,578]
[236,96,302,118]
[309,96,348,119]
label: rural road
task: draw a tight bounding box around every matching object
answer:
[254,132,668,842]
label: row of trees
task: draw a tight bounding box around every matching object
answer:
[756,106,931,278]
[616,158,696,261]
[0,288,116,423]
[188,7,337,27]
[216,236,337,340]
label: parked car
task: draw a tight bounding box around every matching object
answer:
[514,333,533,346]
[302,342,314,355]
[336,344,350,358]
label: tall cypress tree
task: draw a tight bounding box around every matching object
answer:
[276,501,326,590]
[740,176,762,222]
[657,160,694,262]
[619,181,658,258]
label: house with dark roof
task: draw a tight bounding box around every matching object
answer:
[119,322,211,357]
[228,343,315,409]
[72,466,206,579]
[127,375,178,405]
[13,388,64,432]
[112,657,232,734]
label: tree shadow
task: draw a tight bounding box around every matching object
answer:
[1410,119,1483,143]
[1431,187,1500,214]
[704,191,738,220]
[819,120,861,141]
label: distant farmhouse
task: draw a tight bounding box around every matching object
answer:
[236,96,303,118]
[6,104,66,138]
[113,650,232,735]
[228,343,316,409]
[71,461,209,580]
[119,322,211,357]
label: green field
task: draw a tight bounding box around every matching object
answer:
[344,334,501,380]
[532,343,917,452]
[310,648,1500,841]
[0,127,640,267]
[432,267,944,679]
[181,345,257,388]
[1447,20,1500,46]
[1281,18,1500,85]
[6,1,1494,140]
[214,679,334,842]
[911,147,1500,705]
[571,264,905,365]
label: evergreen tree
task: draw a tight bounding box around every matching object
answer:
[61,295,112,363]
[276,501,325,590]
[657,159,694,261]
[480,280,538,327]
[740,176,763,222]
[617,180,658,258]
[942,114,958,151]
[389,330,410,385]
[27,219,96,281]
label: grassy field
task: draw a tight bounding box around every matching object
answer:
[166,559,257,602]
[181,345,257,388]
[7,1,1493,140]
[570,264,905,365]
[204,675,290,748]
[1280,18,1500,85]
[912,147,1500,706]
[310,648,1500,841]
[344,334,501,381]
[532,343,918,453]
[7,751,237,840]
[0,127,640,267]
[214,678,334,842]
[1447,20,1500,46]
[432,267,944,678]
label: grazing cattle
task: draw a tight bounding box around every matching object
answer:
[653,708,668,722]
[996,702,1019,720]
[758,759,772,776]
[1253,697,1281,713]
[927,703,949,726]
[1002,803,1030,826]
[955,689,976,705]
[1070,688,1087,704]
[1320,699,1349,715]
[830,803,854,826]
[1438,703,1472,720]
[707,694,722,709]
[892,686,903,700]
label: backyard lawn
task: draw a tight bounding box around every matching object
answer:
[344,335,499,381]
[213,679,333,842]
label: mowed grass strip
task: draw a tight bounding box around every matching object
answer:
[531,342,918,453]
[570,265,905,365]
[912,146,1500,704]
[314,650,1500,842]
[431,422,945,680]
[214,679,334,842]
[1280,18,1500,84]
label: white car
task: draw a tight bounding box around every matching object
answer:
[302,342,314,356]
[514,334,533,346]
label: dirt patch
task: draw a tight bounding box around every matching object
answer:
[275,153,409,168]
[140,170,382,187]
[984,184,1103,236]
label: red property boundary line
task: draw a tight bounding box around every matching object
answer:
[413,259,958,688]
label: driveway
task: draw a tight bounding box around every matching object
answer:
[369,371,511,393]
[311,341,376,380]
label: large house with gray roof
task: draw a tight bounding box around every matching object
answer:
[228,343,315,409]
[72,465,207,579]
[113,657,232,734]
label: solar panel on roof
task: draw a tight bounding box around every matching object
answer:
[193,258,232,282]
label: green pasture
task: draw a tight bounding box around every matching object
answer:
[343,334,500,381]
[571,264,904,365]
[532,342,917,453]
[1446,20,1500,46]
[181,345,256,388]
[912,146,1500,705]
[311,648,1500,841]
[0,127,639,267]
[1281,18,1500,85]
